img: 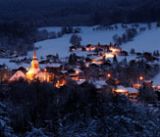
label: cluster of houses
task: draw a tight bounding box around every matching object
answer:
[1,42,159,100]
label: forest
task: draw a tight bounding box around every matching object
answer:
[0,80,159,137]
[0,0,160,26]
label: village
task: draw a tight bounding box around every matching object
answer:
[1,1,160,136]
[0,42,160,101]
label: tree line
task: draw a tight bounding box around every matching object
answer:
[0,0,160,26]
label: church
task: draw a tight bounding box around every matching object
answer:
[9,51,51,82]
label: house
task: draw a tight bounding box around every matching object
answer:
[90,79,107,89]
[126,87,139,99]
[9,71,26,82]
[113,85,128,96]
[132,83,142,89]
[113,85,139,98]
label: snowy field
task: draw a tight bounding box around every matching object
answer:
[153,72,160,85]
[32,23,160,59]
[29,26,125,59]
[122,27,160,52]
[0,25,125,68]
[1,23,160,74]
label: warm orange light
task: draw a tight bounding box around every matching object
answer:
[139,76,144,81]
[105,53,114,59]
[26,50,40,80]
[91,60,103,65]
[113,87,128,96]
[55,79,66,88]
[133,83,142,89]
[109,47,121,55]
[10,51,53,83]
[86,47,96,51]
[107,73,111,78]
[115,89,127,93]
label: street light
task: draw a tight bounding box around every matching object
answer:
[107,73,112,79]
[139,76,144,81]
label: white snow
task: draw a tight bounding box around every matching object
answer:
[42,63,62,68]
[76,79,86,85]
[152,72,160,85]
[90,79,107,89]
[9,71,26,82]
[28,34,71,59]
[117,55,137,62]
[122,27,160,53]
[1,23,160,73]
[126,87,139,94]
[117,85,128,92]
[33,24,160,60]
[30,26,125,59]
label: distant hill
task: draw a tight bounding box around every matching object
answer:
[0,0,160,25]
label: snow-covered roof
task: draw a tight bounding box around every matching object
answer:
[117,85,127,90]
[89,56,103,61]
[115,85,139,94]
[76,79,86,85]
[74,68,83,74]
[115,85,128,93]
[45,63,62,68]
[126,87,139,94]
[61,70,68,74]
[9,71,26,82]
[90,80,107,89]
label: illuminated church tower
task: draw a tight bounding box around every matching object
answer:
[26,50,40,80]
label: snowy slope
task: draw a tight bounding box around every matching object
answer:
[33,24,160,59]
[122,27,160,52]
[30,26,125,58]
[1,24,160,69]
[152,72,160,85]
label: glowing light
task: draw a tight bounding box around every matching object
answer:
[25,51,51,82]
[132,83,142,89]
[91,60,103,65]
[109,47,121,55]
[107,73,111,79]
[114,89,128,93]
[139,76,144,81]
[26,51,40,80]
[75,69,81,75]
[10,51,53,83]
[55,79,66,88]
[105,53,114,59]
[86,47,96,51]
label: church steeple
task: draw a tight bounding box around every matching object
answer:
[31,50,39,69]
[33,50,37,60]
[26,50,40,80]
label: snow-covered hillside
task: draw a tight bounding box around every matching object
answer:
[153,72,160,85]
[32,24,160,59]
[30,26,125,58]
[1,23,160,70]
[122,27,160,52]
